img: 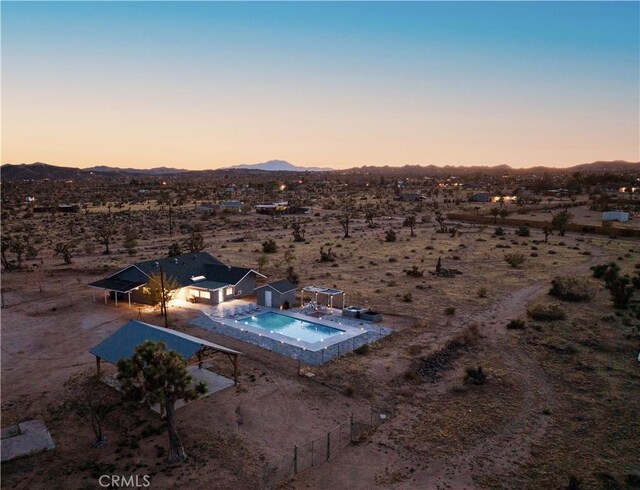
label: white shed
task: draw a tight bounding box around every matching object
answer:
[602,211,629,222]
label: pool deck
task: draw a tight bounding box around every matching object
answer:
[190,303,392,365]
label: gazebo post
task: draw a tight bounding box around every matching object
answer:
[198,349,203,369]
[233,354,239,385]
[115,292,118,307]
[128,291,131,309]
[96,356,101,376]
[104,290,107,305]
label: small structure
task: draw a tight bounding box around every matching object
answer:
[602,211,629,222]
[90,320,241,384]
[1,420,55,462]
[394,193,426,202]
[469,193,494,203]
[254,280,297,308]
[300,285,346,310]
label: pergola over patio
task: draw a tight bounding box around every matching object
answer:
[300,285,346,310]
[90,320,241,384]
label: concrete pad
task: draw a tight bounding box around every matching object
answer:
[1,420,55,462]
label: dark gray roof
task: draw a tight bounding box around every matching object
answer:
[134,252,225,288]
[204,264,255,285]
[254,279,298,294]
[88,277,146,292]
[89,320,240,366]
[189,280,229,290]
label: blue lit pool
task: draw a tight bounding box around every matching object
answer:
[240,312,343,343]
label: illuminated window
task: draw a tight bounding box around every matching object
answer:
[226,287,233,295]
[200,291,210,299]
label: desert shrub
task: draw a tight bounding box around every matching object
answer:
[494,227,505,236]
[262,239,278,253]
[549,276,596,302]
[354,344,371,355]
[406,266,424,277]
[477,287,487,298]
[607,276,634,309]
[464,366,486,385]
[515,225,530,236]
[566,475,582,490]
[385,230,397,242]
[388,257,397,263]
[504,252,526,268]
[444,306,456,315]
[591,262,620,284]
[528,304,566,321]
[402,292,413,302]
[507,318,526,330]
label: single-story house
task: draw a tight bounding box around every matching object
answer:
[255,201,289,215]
[89,251,265,307]
[602,211,629,222]
[469,193,494,203]
[255,280,298,308]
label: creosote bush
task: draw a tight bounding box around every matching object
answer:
[527,304,566,321]
[444,306,456,316]
[504,252,526,268]
[464,366,486,385]
[261,239,278,253]
[507,318,526,330]
[549,276,596,302]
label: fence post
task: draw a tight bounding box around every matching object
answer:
[350,413,354,443]
[326,431,331,461]
[294,445,298,475]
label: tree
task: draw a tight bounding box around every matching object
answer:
[403,215,417,237]
[385,229,397,242]
[184,231,205,253]
[65,372,114,447]
[337,195,357,238]
[542,226,552,243]
[168,242,182,257]
[95,213,116,255]
[365,207,377,228]
[117,341,207,463]
[607,276,634,309]
[291,222,306,242]
[123,229,138,256]
[551,209,573,236]
[145,272,180,315]
[490,207,501,224]
[10,237,26,268]
[435,212,446,232]
[54,242,75,265]
[504,252,526,268]
[499,208,509,221]
[262,239,277,253]
[257,253,268,272]
[1,236,14,270]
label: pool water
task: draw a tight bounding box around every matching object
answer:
[240,312,343,343]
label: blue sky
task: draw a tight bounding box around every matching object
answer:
[2,1,639,168]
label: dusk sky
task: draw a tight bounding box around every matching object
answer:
[2,1,639,170]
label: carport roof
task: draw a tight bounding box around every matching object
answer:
[90,320,240,366]
[88,277,146,292]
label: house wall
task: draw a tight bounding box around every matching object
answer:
[256,288,296,307]
[187,287,219,305]
[235,274,257,298]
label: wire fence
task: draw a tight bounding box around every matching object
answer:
[272,406,387,483]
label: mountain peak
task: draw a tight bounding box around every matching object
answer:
[228,160,333,172]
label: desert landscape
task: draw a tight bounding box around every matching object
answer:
[1,162,639,489]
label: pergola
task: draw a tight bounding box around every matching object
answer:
[90,320,241,384]
[300,285,346,310]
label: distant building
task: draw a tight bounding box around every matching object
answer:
[394,193,426,202]
[602,211,629,222]
[57,204,79,213]
[469,193,494,203]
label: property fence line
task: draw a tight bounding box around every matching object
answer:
[273,407,387,482]
[446,212,640,238]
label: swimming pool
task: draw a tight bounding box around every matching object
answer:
[240,312,344,343]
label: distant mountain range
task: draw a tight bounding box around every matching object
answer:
[227,159,333,172]
[1,160,638,181]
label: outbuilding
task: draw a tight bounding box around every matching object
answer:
[254,280,298,308]
[602,211,629,222]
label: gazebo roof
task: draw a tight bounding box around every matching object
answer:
[302,285,344,296]
[90,320,240,366]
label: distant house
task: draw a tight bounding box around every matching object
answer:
[196,201,244,214]
[254,280,297,308]
[469,193,494,203]
[602,211,629,222]
[255,201,289,215]
[394,193,426,202]
[89,251,265,307]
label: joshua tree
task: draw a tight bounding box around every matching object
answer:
[117,341,207,463]
[542,226,552,243]
[9,237,26,268]
[257,253,268,272]
[365,208,377,228]
[54,242,75,265]
[337,195,357,238]
[291,222,306,242]
[490,207,501,224]
[168,242,182,257]
[435,212,446,232]
[1,236,14,270]
[123,229,138,256]
[403,215,417,237]
[66,373,114,447]
[95,213,116,255]
[551,209,573,236]
[184,231,205,253]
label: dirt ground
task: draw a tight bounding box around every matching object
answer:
[1,209,639,489]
